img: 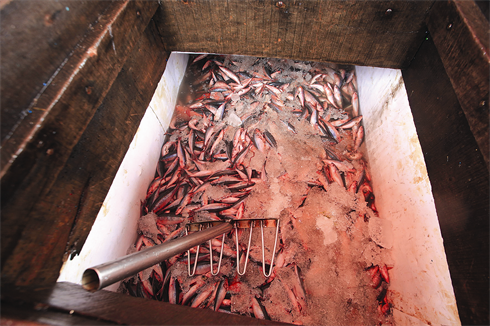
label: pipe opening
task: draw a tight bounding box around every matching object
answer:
[82,268,100,292]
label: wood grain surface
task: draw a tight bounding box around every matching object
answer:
[61,19,170,264]
[1,0,159,286]
[154,0,433,68]
[1,282,288,325]
[1,300,116,325]
[402,34,489,326]
[0,1,111,142]
[427,0,490,167]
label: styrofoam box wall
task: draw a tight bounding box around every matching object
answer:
[58,53,460,325]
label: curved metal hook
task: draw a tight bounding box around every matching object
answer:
[186,224,202,276]
[235,222,253,275]
[209,232,226,275]
[261,218,280,277]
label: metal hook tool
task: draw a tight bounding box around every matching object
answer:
[82,218,279,291]
[185,218,280,277]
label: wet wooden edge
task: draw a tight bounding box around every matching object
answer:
[402,34,489,325]
[427,0,490,168]
[0,0,158,284]
[1,282,289,325]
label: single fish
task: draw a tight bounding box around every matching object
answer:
[251,297,268,320]
[219,66,241,85]
[354,126,364,151]
[214,279,228,311]
[192,53,208,63]
[295,86,305,107]
[263,130,277,148]
[351,92,359,117]
[194,202,231,212]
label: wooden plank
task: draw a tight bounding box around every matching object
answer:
[1,19,168,286]
[1,301,116,325]
[475,0,489,21]
[402,34,489,326]
[2,282,289,325]
[0,1,111,142]
[62,20,170,262]
[427,0,490,167]
[154,0,432,68]
[0,0,159,286]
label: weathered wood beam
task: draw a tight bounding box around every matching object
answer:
[61,19,170,263]
[1,0,159,286]
[402,34,489,326]
[1,300,116,325]
[0,0,112,142]
[2,282,287,325]
[3,17,168,285]
[427,0,490,168]
[154,0,433,69]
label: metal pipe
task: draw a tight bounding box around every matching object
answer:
[82,222,233,291]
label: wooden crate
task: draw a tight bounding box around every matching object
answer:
[1,1,488,324]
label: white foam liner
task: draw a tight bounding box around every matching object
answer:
[58,54,460,325]
[356,66,459,325]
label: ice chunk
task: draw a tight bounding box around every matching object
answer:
[138,212,160,242]
[369,217,394,249]
[316,215,338,246]
[225,112,242,127]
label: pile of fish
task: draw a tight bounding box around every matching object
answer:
[120,54,394,325]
